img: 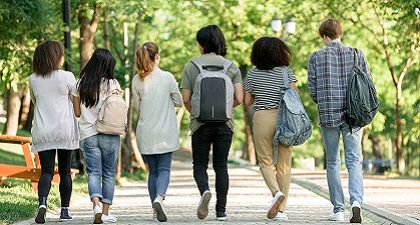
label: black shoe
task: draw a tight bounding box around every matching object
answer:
[60,208,73,221]
[216,211,227,221]
[35,205,46,224]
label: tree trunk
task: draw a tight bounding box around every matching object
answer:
[78,3,100,68]
[19,87,31,129]
[2,87,22,135]
[368,133,382,159]
[396,85,404,174]
[120,11,146,174]
[103,7,110,50]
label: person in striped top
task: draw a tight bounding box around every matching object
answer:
[243,37,298,221]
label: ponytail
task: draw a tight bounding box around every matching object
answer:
[136,42,159,81]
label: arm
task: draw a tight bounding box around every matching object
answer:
[308,55,318,103]
[181,89,192,113]
[171,76,183,108]
[290,82,299,93]
[73,96,81,117]
[131,80,141,112]
[233,82,243,108]
[244,91,254,107]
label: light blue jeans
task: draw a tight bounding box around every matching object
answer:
[320,124,364,213]
[81,134,120,205]
[143,152,173,205]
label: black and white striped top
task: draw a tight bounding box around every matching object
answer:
[243,66,298,111]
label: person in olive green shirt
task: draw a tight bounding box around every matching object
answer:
[180,25,243,221]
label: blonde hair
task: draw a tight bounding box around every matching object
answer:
[135,42,159,81]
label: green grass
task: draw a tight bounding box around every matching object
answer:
[0,122,147,224]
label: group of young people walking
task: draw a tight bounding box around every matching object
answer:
[28,18,368,224]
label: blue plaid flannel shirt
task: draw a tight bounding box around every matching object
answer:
[308,42,371,127]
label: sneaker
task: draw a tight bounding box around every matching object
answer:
[216,212,227,221]
[93,205,102,224]
[197,190,211,220]
[274,212,288,221]
[328,211,344,221]
[59,208,73,221]
[267,191,285,219]
[35,205,47,224]
[153,198,167,222]
[101,213,117,223]
[350,201,362,223]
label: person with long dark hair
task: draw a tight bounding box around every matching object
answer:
[180,25,243,221]
[243,37,298,221]
[132,42,182,222]
[72,48,122,224]
[29,40,79,224]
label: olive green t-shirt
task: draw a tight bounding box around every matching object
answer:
[180,54,242,134]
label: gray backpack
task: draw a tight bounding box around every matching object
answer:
[345,48,379,132]
[273,67,312,161]
[190,58,234,123]
[97,93,128,135]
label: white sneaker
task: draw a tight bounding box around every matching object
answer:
[93,205,102,224]
[328,211,344,221]
[267,191,285,219]
[197,190,211,220]
[350,201,363,223]
[153,198,167,222]
[101,213,117,223]
[274,212,288,221]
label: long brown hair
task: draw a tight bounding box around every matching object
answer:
[32,40,64,77]
[135,42,159,81]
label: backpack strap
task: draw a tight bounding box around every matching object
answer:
[191,58,204,73]
[222,59,233,74]
[282,66,290,89]
[353,48,359,67]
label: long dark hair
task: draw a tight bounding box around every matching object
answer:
[196,25,227,56]
[78,48,116,108]
[250,37,293,70]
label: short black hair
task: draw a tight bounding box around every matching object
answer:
[250,37,293,70]
[196,25,227,56]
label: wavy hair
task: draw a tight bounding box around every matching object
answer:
[135,42,159,81]
[32,40,64,77]
[250,37,293,70]
[78,48,116,108]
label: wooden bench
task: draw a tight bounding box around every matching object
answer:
[0,135,67,193]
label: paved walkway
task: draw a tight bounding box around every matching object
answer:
[13,151,420,225]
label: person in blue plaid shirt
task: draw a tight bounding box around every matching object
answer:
[308,18,371,223]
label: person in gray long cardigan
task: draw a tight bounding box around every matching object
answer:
[132,42,182,222]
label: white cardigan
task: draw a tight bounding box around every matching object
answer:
[132,67,182,155]
[29,70,79,152]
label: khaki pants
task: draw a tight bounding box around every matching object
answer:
[253,109,292,212]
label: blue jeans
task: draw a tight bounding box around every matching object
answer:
[80,134,120,205]
[320,124,364,213]
[143,152,173,205]
[192,124,233,213]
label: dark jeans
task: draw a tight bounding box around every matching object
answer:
[38,149,73,207]
[192,123,233,213]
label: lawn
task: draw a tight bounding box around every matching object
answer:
[0,122,147,225]
[0,123,88,225]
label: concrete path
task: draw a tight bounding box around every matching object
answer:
[13,151,420,225]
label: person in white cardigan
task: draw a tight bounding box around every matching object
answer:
[29,40,79,223]
[132,42,182,222]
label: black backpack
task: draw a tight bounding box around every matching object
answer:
[345,49,380,131]
[190,58,234,123]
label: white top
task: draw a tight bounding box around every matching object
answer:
[72,78,122,141]
[29,70,79,152]
[132,67,182,155]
